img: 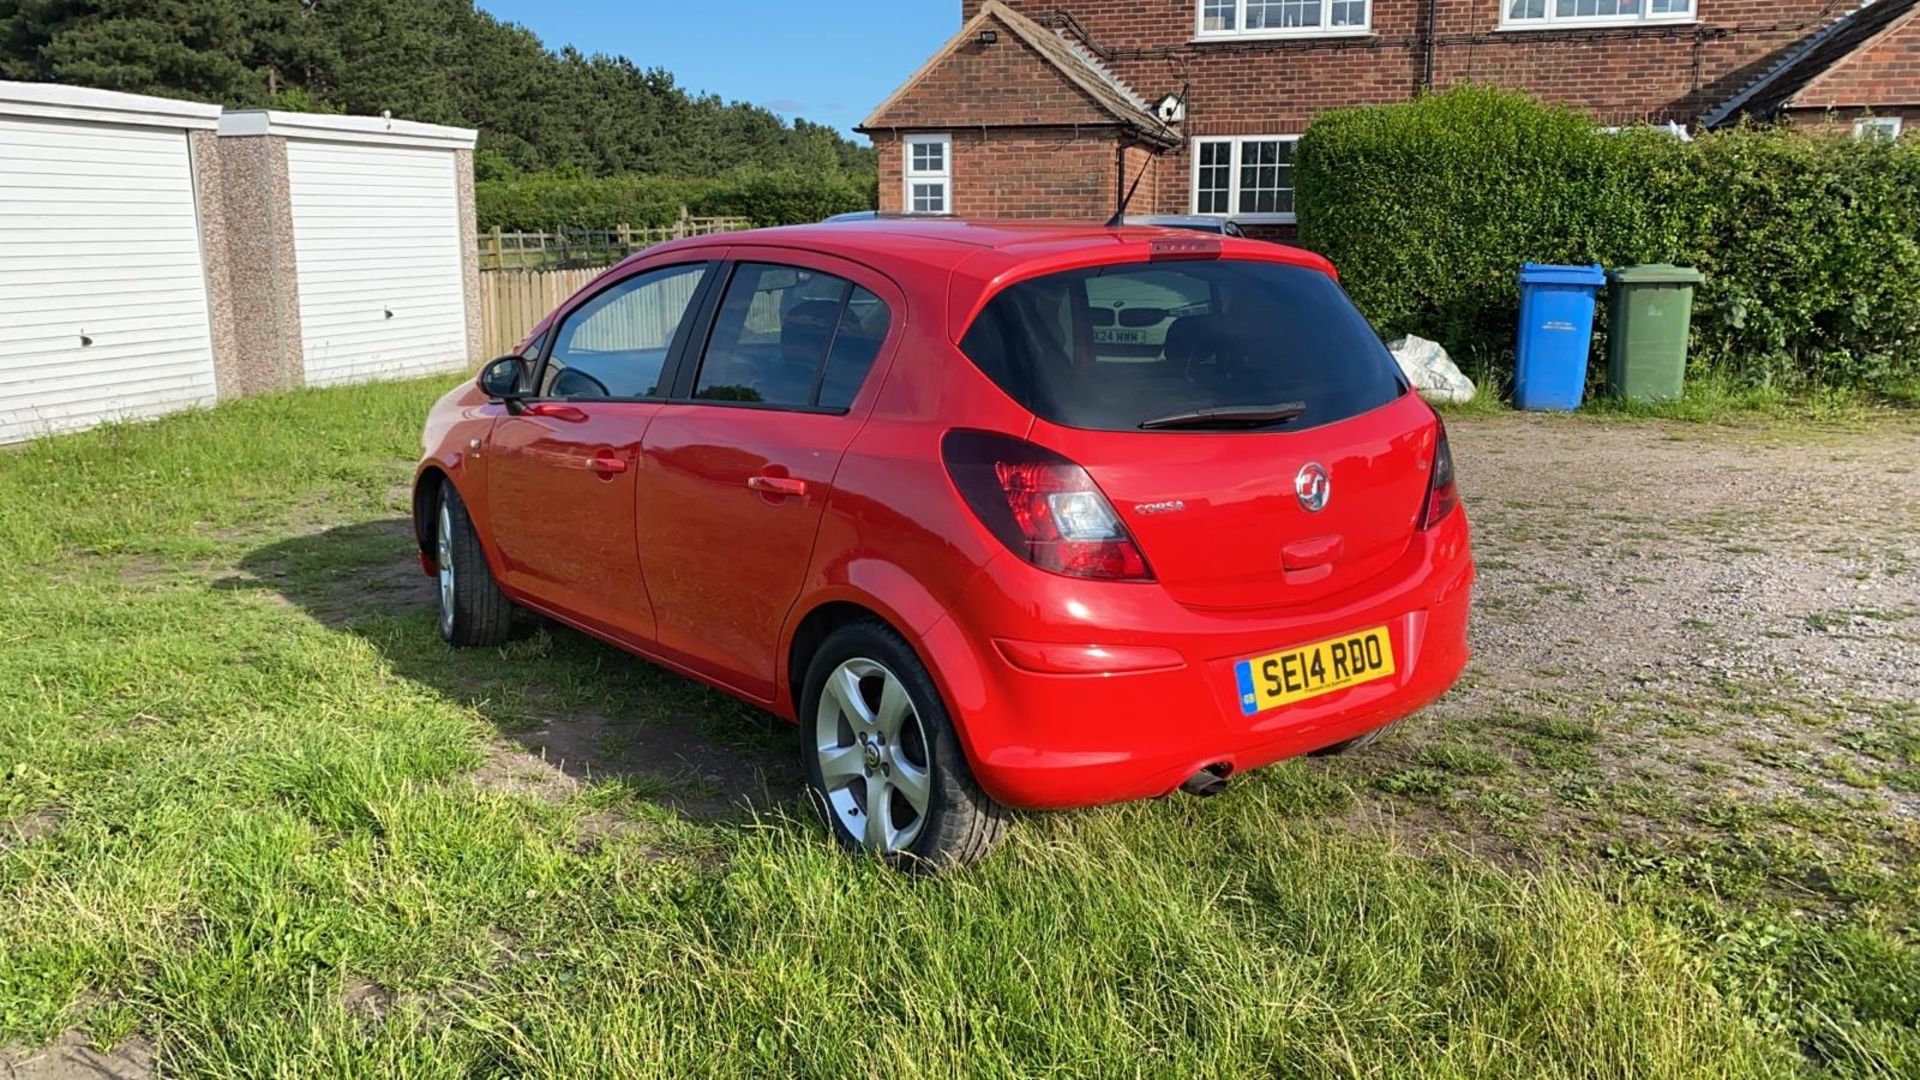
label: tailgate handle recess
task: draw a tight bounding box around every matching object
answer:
[1281,535,1344,570]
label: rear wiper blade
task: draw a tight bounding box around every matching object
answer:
[1138,402,1307,430]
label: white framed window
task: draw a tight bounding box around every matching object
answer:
[903,133,952,215]
[1190,135,1299,223]
[1197,0,1371,39]
[1501,0,1694,30]
[1854,116,1903,141]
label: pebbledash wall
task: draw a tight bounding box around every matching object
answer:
[870,0,1854,223]
[0,81,481,444]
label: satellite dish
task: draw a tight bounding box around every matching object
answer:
[1154,93,1186,125]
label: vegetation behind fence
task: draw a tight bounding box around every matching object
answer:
[476,167,874,234]
[478,213,748,271]
[1296,87,1920,396]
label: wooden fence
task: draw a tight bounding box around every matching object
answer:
[479,268,605,358]
[477,212,750,271]
[478,265,714,359]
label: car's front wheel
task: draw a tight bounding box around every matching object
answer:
[801,621,1007,872]
[435,484,514,647]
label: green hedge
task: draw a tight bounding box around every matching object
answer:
[1295,86,1920,394]
[476,167,875,232]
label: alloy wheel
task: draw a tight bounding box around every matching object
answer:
[814,657,933,854]
[436,501,456,636]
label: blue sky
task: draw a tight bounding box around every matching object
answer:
[474,1,959,142]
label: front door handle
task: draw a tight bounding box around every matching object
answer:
[524,402,588,422]
[747,475,807,497]
[586,453,628,477]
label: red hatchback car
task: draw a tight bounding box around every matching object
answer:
[413,219,1472,869]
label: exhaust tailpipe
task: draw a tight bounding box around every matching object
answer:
[1180,765,1230,798]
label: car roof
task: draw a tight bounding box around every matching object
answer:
[647,217,1314,271]
[632,217,1334,340]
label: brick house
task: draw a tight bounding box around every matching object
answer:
[1703,0,1919,133]
[861,0,1919,230]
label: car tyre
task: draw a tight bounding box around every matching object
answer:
[801,620,1007,872]
[1309,720,1400,757]
[436,484,514,647]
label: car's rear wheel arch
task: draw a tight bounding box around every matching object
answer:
[787,600,907,719]
[796,613,1008,870]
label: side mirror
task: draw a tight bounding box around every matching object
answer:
[478,355,529,401]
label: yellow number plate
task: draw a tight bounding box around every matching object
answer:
[1233,626,1395,716]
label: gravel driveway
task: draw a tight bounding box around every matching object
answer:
[1345,412,1920,869]
[1458,414,1919,698]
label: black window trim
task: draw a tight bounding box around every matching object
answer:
[667,257,873,416]
[527,259,722,404]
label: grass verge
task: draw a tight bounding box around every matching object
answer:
[1,377,1913,1076]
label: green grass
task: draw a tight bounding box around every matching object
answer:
[1433,373,1919,426]
[2,379,1915,1076]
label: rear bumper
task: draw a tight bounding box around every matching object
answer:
[924,511,1474,810]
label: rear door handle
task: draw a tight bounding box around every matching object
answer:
[747,475,807,497]
[586,453,628,476]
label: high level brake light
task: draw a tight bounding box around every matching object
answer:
[1148,236,1221,261]
[941,430,1154,582]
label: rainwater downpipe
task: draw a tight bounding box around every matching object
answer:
[1422,0,1438,92]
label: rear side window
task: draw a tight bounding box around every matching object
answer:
[819,290,890,409]
[958,260,1404,431]
[694,262,889,410]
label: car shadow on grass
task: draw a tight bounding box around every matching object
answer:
[219,517,802,825]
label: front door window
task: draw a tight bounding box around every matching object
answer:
[541,263,709,399]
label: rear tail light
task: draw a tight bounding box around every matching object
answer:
[1419,418,1459,530]
[941,430,1154,582]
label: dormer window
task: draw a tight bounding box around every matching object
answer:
[1197,0,1371,39]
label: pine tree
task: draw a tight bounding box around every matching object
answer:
[0,0,877,181]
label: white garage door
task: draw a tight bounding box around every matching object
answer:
[287,141,469,386]
[0,115,217,443]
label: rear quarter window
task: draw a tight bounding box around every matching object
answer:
[958,259,1405,431]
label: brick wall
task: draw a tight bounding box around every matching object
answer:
[932,0,1841,218]
[876,128,1126,218]
[869,22,1116,128]
[1119,143,1162,215]
[1789,10,1920,107]
[884,0,1861,222]
[964,0,1834,124]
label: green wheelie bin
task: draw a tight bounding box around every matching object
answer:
[1605,263,1704,403]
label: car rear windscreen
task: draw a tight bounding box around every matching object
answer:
[957,259,1406,431]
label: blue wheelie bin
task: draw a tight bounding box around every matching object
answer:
[1514,263,1605,411]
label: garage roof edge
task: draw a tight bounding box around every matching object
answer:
[217,109,477,150]
[0,80,221,130]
